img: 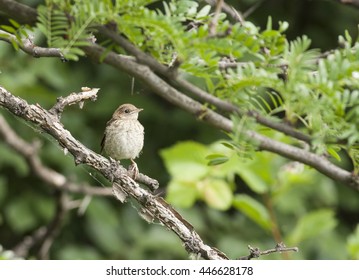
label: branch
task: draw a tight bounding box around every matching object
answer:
[238,243,299,260]
[82,43,359,191]
[0,30,64,59]
[204,0,245,24]
[37,191,69,260]
[0,85,228,260]
[0,0,37,25]
[209,0,224,36]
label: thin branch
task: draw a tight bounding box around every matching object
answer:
[238,243,299,260]
[12,227,47,258]
[0,86,228,260]
[204,0,245,24]
[209,0,224,36]
[242,0,265,18]
[0,30,64,58]
[38,191,69,260]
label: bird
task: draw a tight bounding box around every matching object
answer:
[101,103,144,178]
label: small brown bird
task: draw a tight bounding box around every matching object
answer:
[101,103,144,178]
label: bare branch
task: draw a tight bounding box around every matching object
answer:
[238,243,299,260]
[12,227,47,258]
[0,30,64,58]
[209,0,224,36]
[204,0,245,24]
[49,87,99,117]
[0,86,228,260]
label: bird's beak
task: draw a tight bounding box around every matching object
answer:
[136,108,143,113]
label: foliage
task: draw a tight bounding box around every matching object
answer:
[15,0,359,166]
[0,0,359,260]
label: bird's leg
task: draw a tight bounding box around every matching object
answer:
[128,158,139,179]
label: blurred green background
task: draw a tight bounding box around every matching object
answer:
[0,0,359,259]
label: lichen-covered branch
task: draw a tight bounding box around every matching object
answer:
[0,85,228,260]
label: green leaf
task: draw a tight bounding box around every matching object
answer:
[160,141,209,180]
[279,21,289,33]
[236,166,268,194]
[5,193,55,233]
[0,143,29,176]
[5,198,38,232]
[85,198,124,254]
[206,154,229,166]
[8,19,20,29]
[166,180,198,208]
[266,16,272,31]
[232,194,272,230]
[327,146,342,162]
[199,178,233,210]
[56,245,102,260]
[287,209,337,244]
[0,25,16,34]
[196,5,211,19]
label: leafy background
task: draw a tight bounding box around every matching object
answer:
[0,0,359,259]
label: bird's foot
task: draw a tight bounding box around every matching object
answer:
[128,159,139,179]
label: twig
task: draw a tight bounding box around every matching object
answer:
[209,0,224,36]
[0,86,227,260]
[238,243,299,260]
[205,0,245,24]
[38,191,68,260]
[0,30,64,59]
[242,0,264,19]
[12,227,47,258]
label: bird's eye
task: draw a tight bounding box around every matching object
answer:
[124,109,130,113]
